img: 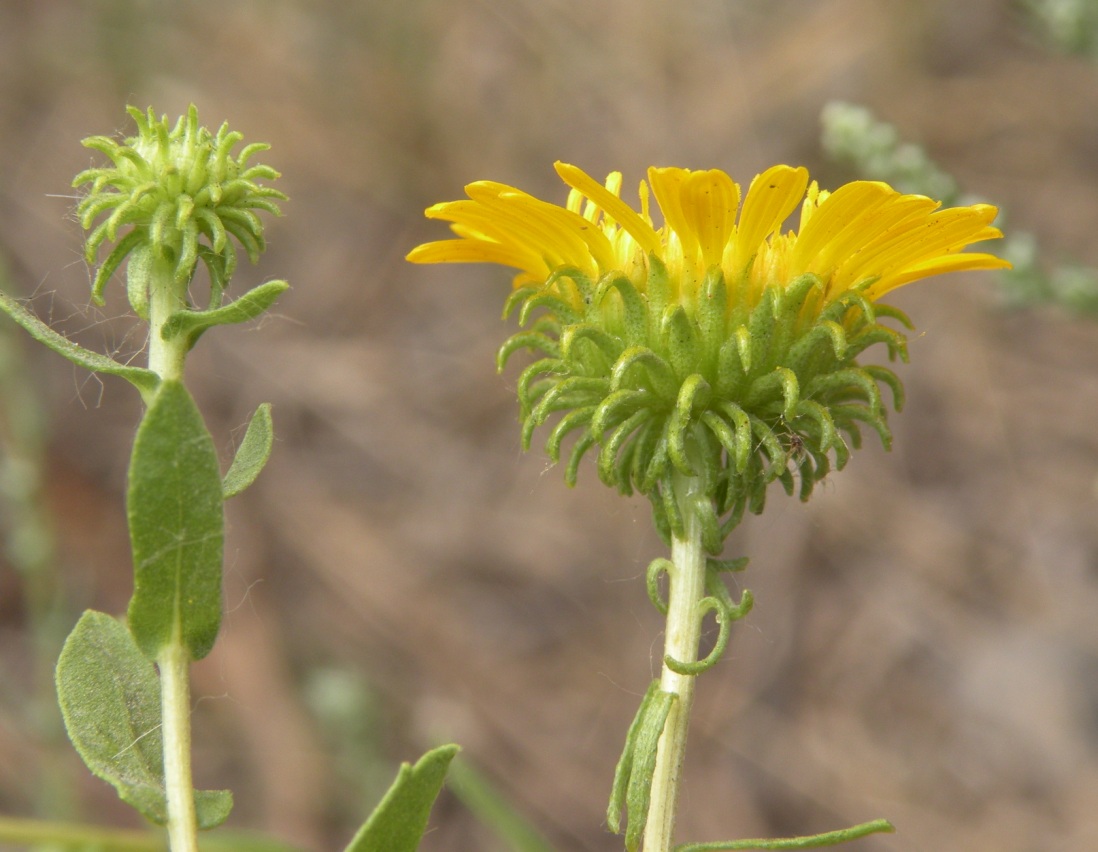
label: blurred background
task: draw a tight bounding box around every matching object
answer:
[2,1,1098,850]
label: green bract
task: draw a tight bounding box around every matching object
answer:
[500,261,909,553]
[73,104,286,315]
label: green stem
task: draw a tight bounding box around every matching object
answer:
[158,640,198,852]
[144,249,199,852]
[0,815,164,850]
[644,473,708,851]
[146,252,187,383]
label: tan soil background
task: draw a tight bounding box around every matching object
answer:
[2,1,1098,850]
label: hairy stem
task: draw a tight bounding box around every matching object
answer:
[158,640,197,852]
[147,255,197,852]
[644,473,708,851]
[145,252,187,383]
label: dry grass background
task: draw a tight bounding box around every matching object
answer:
[1,1,1098,850]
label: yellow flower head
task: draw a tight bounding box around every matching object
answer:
[408,162,1007,314]
[409,163,1010,549]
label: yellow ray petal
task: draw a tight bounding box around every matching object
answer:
[681,169,740,269]
[866,252,1013,299]
[647,167,693,258]
[732,165,809,274]
[555,162,661,254]
[835,206,1002,292]
[476,191,605,276]
[428,196,578,274]
[790,181,901,272]
[406,238,545,274]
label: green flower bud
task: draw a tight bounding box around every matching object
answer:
[73,105,285,315]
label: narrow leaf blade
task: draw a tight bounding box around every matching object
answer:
[625,690,676,852]
[0,289,159,397]
[608,681,660,834]
[222,403,275,499]
[127,380,224,661]
[343,744,459,852]
[161,279,289,347]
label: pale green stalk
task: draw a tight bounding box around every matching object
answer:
[146,253,187,382]
[158,641,198,852]
[644,472,708,852]
[146,255,197,852]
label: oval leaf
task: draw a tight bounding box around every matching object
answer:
[127,380,224,661]
[55,610,232,828]
[222,403,274,499]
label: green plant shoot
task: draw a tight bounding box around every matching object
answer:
[0,105,456,852]
[409,161,1010,850]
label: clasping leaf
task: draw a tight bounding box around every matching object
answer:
[127,380,224,661]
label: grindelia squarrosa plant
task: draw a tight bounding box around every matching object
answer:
[0,106,456,852]
[408,161,1010,851]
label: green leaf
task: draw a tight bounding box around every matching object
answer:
[127,380,224,661]
[343,744,460,852]
[608,683,659,834]
[124,241,156,319]
[194,791,234,834]
[672,818,895,850]
[607,682,677,851]
[223,403,275,499]
[55,610,232,828]
[161,279,288,349]
[624,689,675,852]
[446,758,555,852]
[0,289,159,400]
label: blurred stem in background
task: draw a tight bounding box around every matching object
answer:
[0,257,74,826]
[821,100,1098,316]
[303,668,394,829]
[445,758,556,852]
